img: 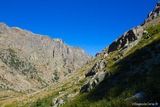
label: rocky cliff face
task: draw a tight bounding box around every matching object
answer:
[108,26,144,53]
[0,23,90,92]
[107,2,160,54]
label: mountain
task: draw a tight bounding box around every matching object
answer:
[60,2,160,107]
[0,23,90,93]
[1,2,160,107]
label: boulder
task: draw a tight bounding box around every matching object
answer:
[108,26,144,53]
[81,71,106,93]
[52,98,65,107]
[85,60,107,77]
[125,92,146,102]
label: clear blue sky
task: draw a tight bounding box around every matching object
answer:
[0,0,157,55]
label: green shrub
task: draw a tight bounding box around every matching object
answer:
[147,24,160,36]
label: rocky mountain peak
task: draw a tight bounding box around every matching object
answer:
[0,22,8,27]
[53,38,64,44]
[0,23,9,33]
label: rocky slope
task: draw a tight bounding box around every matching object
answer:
[0,23,90,93]
[61,2,160,107]
[0,2,160,107]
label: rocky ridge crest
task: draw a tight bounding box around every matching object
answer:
[0,23,90,92]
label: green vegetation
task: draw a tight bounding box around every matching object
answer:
[62,24,160,107]
[18,23,160,107]
[147,24,160,36]
[2,23,160,107]
[1,19,160,107]
[25,95,55,107]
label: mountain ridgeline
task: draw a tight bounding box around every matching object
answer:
[0,1,160,107]
[0,24,90,93]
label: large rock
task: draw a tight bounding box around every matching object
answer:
[52,98,65,107]
[108,26,144,53]
[80,71,106,93]
[85,59,107,77]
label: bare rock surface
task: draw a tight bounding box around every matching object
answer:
[0,23,90,92]
[108,26,144,53]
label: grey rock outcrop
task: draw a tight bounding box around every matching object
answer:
[81,57,108,93]
[52,98,65,107]
[107,2,160,54]
[85,59,107,77]
[0,23,91,92]
[108,26,144,53]
[81,71,106,93]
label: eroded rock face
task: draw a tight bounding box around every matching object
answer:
[0,23,91,92]
[80,71,106,93]
[81,56,108,93]
[108,26,144,53]
[85,59,107,77]
[106,2,160,54]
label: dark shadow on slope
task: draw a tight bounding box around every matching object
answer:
[86,37,160,103]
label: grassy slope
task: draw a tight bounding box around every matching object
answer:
[62,24,160,107]
[1,21,160,107]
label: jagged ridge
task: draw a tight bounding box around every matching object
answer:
[0,23,91,93]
